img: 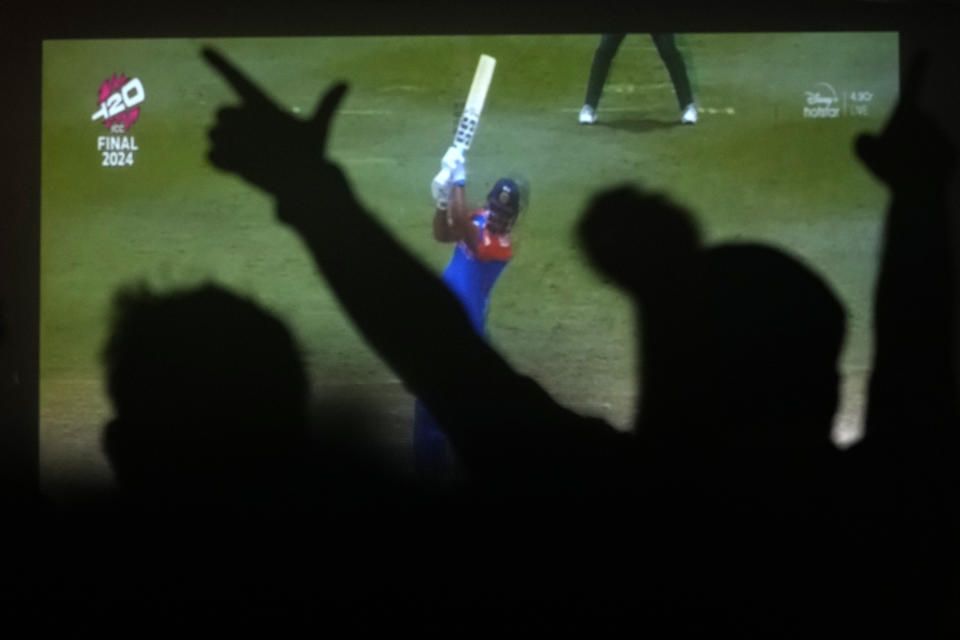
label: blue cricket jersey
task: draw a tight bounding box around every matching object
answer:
[413,210,513,478]
[441,210,513,335]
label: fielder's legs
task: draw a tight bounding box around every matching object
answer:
[651,33,697,122]
[581,33,626,123]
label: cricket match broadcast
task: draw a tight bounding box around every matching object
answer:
[40,33,898,495]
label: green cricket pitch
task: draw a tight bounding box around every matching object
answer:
[40,33,897,496]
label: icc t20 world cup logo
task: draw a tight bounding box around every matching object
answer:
[91,73,145,166]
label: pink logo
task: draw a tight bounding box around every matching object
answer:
[91,74,145,132]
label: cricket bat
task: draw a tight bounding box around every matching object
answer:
[453,54,497,152]
[432,54,496,208]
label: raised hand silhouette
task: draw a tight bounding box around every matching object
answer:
[858,51,958,446]
[849,51,959,635]
[855,54,957,193]
[578,186,701,296]
[203,48,349,215]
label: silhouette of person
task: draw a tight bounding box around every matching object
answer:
[576,187,852,632]
[100,282,312,511]
[200,48,958,632]
[94,280,451,620]
[844,54,959,635]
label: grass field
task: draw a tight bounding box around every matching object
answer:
[41,33,898,495]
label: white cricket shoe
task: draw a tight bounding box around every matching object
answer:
[579,105,597,124]
[681,103,698,124]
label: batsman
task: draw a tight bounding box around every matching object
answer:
[414,147,524,479]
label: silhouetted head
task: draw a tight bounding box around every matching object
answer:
[578,186,701,294]
[686,243,846,452]
[101,283,309,504]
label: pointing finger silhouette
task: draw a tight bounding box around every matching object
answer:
[203,47,277,108]
[311,82,349,155]
[202,47,348,157]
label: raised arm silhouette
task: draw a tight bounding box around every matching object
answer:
[846,54,959,634]
[203,48,636,501]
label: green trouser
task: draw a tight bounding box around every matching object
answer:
[584,33,694,112]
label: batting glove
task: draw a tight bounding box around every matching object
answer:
[451,156,466,186]
[442,145,464,171]
[431,167,452,208]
